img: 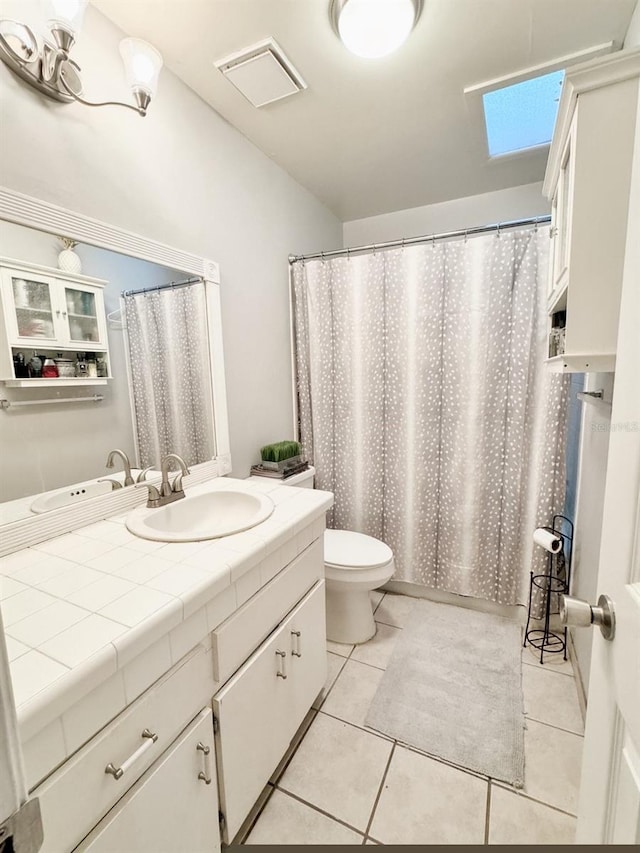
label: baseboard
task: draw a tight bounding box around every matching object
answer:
[382,580,525,623]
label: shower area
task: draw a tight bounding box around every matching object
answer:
[290,221,570,608]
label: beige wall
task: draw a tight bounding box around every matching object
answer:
[0,3,342,481]
[624,0,640,46]
[343,182,550,245]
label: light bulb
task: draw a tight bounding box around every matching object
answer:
[45,0,88,35]
[337,0,416,59]
[119,38,163,97]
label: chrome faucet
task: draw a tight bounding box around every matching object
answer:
[141,453,190,508]
[105,449,135,487]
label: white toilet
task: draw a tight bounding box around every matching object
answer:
[279,467,395,644]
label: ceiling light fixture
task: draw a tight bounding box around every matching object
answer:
[0,0,163,116]
[331,0,422,59]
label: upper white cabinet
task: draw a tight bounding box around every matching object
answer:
[0,258,111,385]
[544,49,640,373]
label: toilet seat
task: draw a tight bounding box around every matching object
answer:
[324,529,393,571]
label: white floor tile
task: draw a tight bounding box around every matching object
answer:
[312,652,346,709]
[110,554,176,583]
[246,789,363,845]
[0,549,44,575]
[5,635,30,662]
[370,591,385,612]
[374,592,418,628]
[522,643,574,676]
[7,599,88,646]
[146,564,211,597]
[512,719,583,815]
[37,565,106,598]
[523,664,584,734]
[488,784,576,845]
[279,713,393,832]
[86,547,141,574]
[350,623,401,670]
[10,556,79,588]
[370,745,487,845]
[40,615,127,667]
[322,659,384,729]
[327,639,354,657]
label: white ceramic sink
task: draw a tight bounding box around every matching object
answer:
[126,488,274,542]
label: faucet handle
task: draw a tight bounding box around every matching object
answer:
[136,467,154,483]
[171,468,190,494]
[134,481,162,506]
[98,478,122,491]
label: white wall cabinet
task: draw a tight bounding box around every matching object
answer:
[74,709,220,853]
[213,580,327,842]
[544,50,640,373]
[0,258,110,385]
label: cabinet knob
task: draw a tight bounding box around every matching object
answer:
[275,649,288,679]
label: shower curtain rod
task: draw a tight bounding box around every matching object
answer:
[287,215,552,264]
[121,276,202,298]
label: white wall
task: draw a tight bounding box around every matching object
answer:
[624,0,640,46]
[0,220,186,499]
[343,182,550,245]
[0,2,342,479]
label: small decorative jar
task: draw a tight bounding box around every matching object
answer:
[58,237,82,274]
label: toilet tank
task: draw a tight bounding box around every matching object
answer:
[281,466,315,488]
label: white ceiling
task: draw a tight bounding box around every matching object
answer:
[93,0,637,221]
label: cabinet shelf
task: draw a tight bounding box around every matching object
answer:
[545,353,616,373]
[0,377,110,387]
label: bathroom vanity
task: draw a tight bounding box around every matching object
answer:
[0,476,333,851]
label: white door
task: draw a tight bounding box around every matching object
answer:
[574,89,640,844]
[74,709,220,853]
[0,609,29,832]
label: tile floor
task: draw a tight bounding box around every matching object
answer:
[238,592,584,846]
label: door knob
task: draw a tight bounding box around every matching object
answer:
[559,594,615,640]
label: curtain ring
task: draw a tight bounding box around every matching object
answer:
[534,218,539,232]
[373,243,377,254]
[347,247,351,261]
[321,251,325,264]
[401,237,406,252]
[431,234,436,249]
[464,229,468,244]
[496,223,501,238]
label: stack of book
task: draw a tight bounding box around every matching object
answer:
[250,460,310,480]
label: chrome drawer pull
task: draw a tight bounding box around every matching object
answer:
[105,728,158,780]
[291,629,302,657]
[197,741,212,785]
[276,649,287,679]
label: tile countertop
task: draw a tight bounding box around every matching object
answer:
[0,476,333,739]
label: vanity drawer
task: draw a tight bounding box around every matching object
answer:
[212,537,323,684]
[36,645,212,853]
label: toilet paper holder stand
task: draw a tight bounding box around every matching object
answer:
[523,514,574,665]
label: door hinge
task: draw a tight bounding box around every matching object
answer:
[212,713,219,735]
[0,799,44,853]
[218,811,226,831]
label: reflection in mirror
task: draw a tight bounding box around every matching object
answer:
[0,219,217,523]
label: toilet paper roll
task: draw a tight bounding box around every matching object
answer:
[533,527,563,554]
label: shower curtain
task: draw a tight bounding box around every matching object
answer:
[292,227,569,606]
[123,281,215,469]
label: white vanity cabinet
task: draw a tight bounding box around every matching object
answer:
[0,258,110,384]
[543,50,640,373]
[74,709,219,853]
[213,580,327,841]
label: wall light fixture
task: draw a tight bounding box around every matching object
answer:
[0,0,163,116]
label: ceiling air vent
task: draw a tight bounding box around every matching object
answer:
[215,38,307,108]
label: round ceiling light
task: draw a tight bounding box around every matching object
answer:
[331,0,421,59]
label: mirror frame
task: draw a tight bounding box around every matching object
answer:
[0,186,231,556]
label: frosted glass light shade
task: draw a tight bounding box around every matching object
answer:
[119,38,163,97]
[337,0,417,58]
[45,0,88,34]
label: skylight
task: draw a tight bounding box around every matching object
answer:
[482,70,564,157]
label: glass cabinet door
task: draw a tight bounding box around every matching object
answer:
[11,275,56,340]
[65,287,100,344]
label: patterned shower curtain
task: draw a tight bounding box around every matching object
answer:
[292,227,569,606]
[123,282,215,469]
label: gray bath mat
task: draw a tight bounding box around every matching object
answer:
[365,599,525,786]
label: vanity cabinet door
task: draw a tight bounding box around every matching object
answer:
[213,580,326,843]
[74,709,220,853]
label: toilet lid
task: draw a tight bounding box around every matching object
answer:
[324,529,393,570]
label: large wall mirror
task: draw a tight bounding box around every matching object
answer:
[0,188,230,547]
